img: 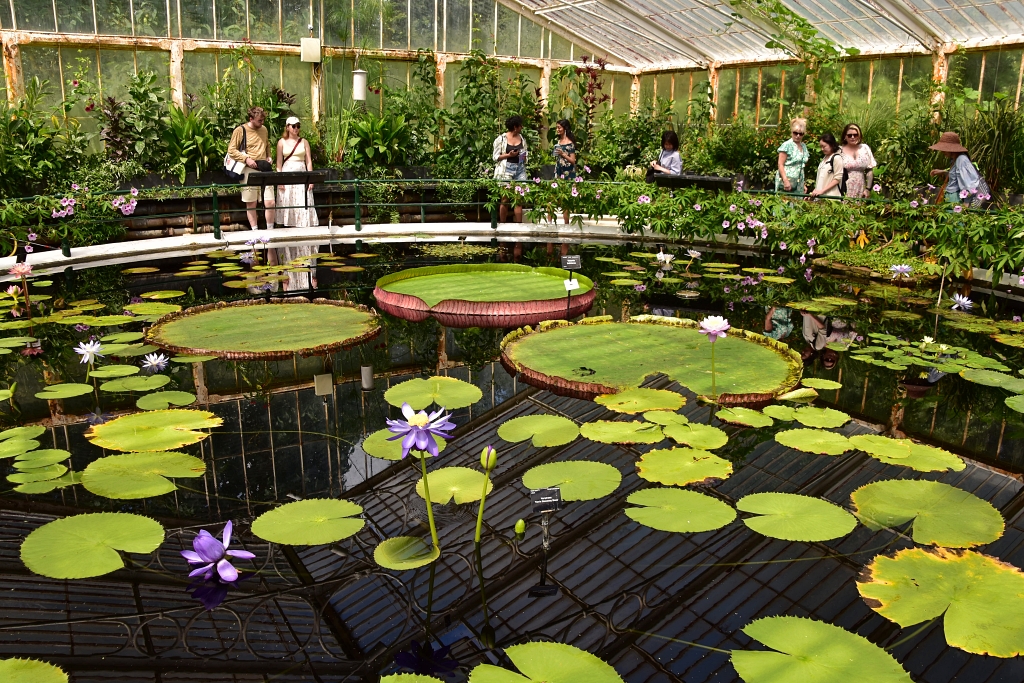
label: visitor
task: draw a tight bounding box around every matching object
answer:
[493,115,528,223]
[929,132,989,206]
[553,119,577,225]
[649,130,682,176]
[840,123,876,198]
[227,106,277,231]
[775,118,809,194]
[809,133,843,198]
[275,116,318,290]
[763,306,794,341]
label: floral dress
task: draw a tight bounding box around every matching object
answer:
[554,141,576,179]
[775,139,808,194]
[841,144,876,198]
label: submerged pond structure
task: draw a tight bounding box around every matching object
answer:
[1,240,1024,683]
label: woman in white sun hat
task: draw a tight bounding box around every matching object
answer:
[275,116,319,290]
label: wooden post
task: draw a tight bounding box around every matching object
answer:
[2,34,24,102]
[311,62,322,124]
[708,62,719,123]
[435,51,447,109]
[931,48,949,111]
[629,73,640,114]
[169,39,185,108]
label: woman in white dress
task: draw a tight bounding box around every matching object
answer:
[275,116,318,290]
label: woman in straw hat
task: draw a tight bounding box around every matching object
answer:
[929,132,989,206]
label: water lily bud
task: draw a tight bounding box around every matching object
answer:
[480,444,497,472]
[514,518,526,540]
[480,623,496,649]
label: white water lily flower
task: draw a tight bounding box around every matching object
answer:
[922,336,934,344]
[75,340,104,364]
[951,293,973,311]
[142,352,169,373]
[687,249,702,259]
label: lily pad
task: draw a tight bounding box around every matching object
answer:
[87,364,141,378]
[35,383,93,400]
[361,428,445,460]
[737,492,857,541]
[801,378,842,390]
[580,420,663,444]
[415,466,493,505]
[86,409,222,452]
[81,451,206,499]
[124,302,181,316]
[20,512,164,579]
[662,422,728,450]
[136,391,197,411]
[624,488,736,533]
[794,406,850,429]
[731,616,912,683]
[761,405,796,421]
[521,461,621,501]
[14,472,81,494]
[716,407,773,428]
[594,387,685,414]
[777,387,818,403]
[0,439,40,458]
[469,642,625,683]
[497,414,579,447]
[776,428,852,455]
[142,290,186,299]
[851,479,1003,547]
[642,411,689,426]
[848,434,965,472]
[859,547,1024,657]
[1006,395,1024,413]
[100,375,171,393]
[0,658,69,683]
[384,376,483,410]
[961,368,1024,393]
[14,449,70,469]
[7,464,67,483]
[0,425,44,441]
[636,447,733,486]
[100,332,145,343]
[374,536,440,571]
[171,355,218,363]
[251,499,365,545]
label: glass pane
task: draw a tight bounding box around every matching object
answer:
[99,49,135,100]
[445,0,469,54]
[0,0,11,29]
[519,15,540,58]
[472,0,493,53]
[716,68,737,122]
[384,59,408,92]
[550,33,570,61]
[180,0,214,38]
[900,54,932,112]
[781,65,802,111]
[981,49,1022,100]
[383,0,408,50]
[949,51,983,93]
[250,0,280,42]
[612,74,629,115]
[354,0,381,49]
[494,3,517,57]
[655,73,670,102]
[216,0,248,40]
[282,56,308,117]
[410,0,435,50]
[324,0,351,45]
[253,54,282,88]
[871,58,900,112]
[56,0,94,33]
[840,60,870,113]
[759,65,781,126]
[737,67,757,120]
[14,0,55,31]
[136,49,171,92]
[183,50,218,101]
[444,61,458,108]
[19,46,62,108]
[639,74,653,106]
[323,55,353,113]
[134,0,168,36]
[282,0,317,43]
[95,0,133,35]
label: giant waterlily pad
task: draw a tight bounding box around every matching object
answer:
[851,480,1003,547]
[579,419,664,444]
[636,447,732,486]
[86,409,222,452]
[625,488,736,533]
[594,387,685,414]
[960,368,1024,393]
[136,391,197,411]
[501,316,802,401]
[374,536,440,571]
[737,492,857,541]
[469,642,624,683]
[377,264,594,307]
[776,429,852,455]
[361,428,446,460]
[251,499,364,545]
[100,375,171,393]
[731,616,912,683]
[497,414,579,447]
[81,452,206,499]
[859,547,1024,657]
[521,461,621,501]
[716,407,772,428]
[415,466,492,505]
[35,383,93,400]
[0,658,69,683]
[146,299,380,360]
[663,422,728,450]
[794,406,850,429]
[384,376,482,410]
[20,512,164,579]
[848,434,964,472]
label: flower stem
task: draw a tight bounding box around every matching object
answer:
[710,342,717,400]
[474,474,491,545]
[419,454,440,552]
[20,275,32,333]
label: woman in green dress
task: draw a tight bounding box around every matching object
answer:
[775,117,809,194]
[553,119,578,225]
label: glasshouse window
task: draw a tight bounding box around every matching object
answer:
[383,0,409,50]
[410,0,436,52]
[472,0,495,53]
[182,51,219,99]
[216,0,249,40]
[14,0,56,32]
[249,0,282,44]
[133,0,168,37]
[495,4,518,57]
[179,0,214,39]
[56,0,93,34]
[446,0,471,54]
[519,14,540,58]
[94,0,133,36]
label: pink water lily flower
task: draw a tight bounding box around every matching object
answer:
[181,521,255,582]
[699,316,730,343]
[9,263,32,278]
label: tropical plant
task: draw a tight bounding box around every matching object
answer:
[163,106,220,183]
[345,111,412,167]
[546,56,610,151]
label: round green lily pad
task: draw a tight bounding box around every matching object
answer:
[716,407,772,428]
[20,512,164,579]
[136,391,197,411]
[142,290,186,299]
[1006,395,1024,413]
[88,364,141,379]
[415,466,492,505]
[86,409,222,452]
[580,420,664,444]
[100,375,171,393]
[737,492,857,541]
[642,411,689,426]
[778,387,818,403]
[124,302,181,316]
[146,300,380,360]
[663,422,728,450]
[0,426,45,441]
[636,447,733,486]
[793,406,850,429]
[851,479,1003,547]
[361,428,445,460]
[384,376,482,410]
[14,472,81,495]
[731,616,913,683]
[0,439,40,458]
[7,464,67,483]
[859,547,1024,658]
[611,278,642,286]
[469,642,625,683]
[251,499,364,545]
[14,449,70,469]
[497,414,579,447]
[81,451,206,499]
[100,332,145,343]
[376,264,593,308]
[776,428,852,455]
[522,461,621,501]
[374,536,440,571]
[848,434,964,472]
[801,378,842,390]
[594,387,685,414]
[0,658,69,683]
[961,368,1024,393]
[625,488,736,533]
[35,383,93,400]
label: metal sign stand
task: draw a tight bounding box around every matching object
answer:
[528,487,562,598]
[561,254,581,320]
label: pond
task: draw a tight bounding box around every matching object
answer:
[1,236,1023,683]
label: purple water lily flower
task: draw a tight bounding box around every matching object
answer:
[386,402,455,458]
[181,521,255,582]
[951,293,973,311]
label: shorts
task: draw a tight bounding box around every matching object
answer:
[241,166,276,204]
[496,163,527,182]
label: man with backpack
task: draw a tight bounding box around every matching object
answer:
[225,106,276,232]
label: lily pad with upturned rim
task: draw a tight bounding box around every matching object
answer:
[737,492,857,541]
[496,414,579,447]
[81,451,206,499]
[580,420,664,444]
[384,376,483,410]
[86,409,222,452]
[374,536,440,571]
[415,467,493,505]
[521,461,621,501]
[776,428,852,455]
[251,499,365,545]
[636,448,732,486]
[20,512,164,579]
[625,488,736,533]
[594,387,685,414]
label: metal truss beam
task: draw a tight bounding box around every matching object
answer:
[855,0,945,50]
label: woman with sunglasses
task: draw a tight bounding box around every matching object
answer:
[840,123,876,198]
[775,118,809,194]
[275,116,318,290]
